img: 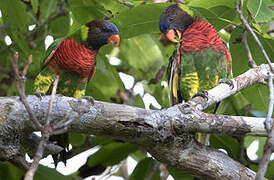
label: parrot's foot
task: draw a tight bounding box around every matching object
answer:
[34,92,45,99]
[192,90,208,101]
[83,96,95,105]
[218,78,234,89]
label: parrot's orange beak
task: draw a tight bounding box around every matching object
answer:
[165,29,182,43]
[108,34,120,46]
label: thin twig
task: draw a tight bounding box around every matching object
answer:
[24,133,49,180]
[9,52,43,130]
[45,75,59,126]
[9,52,63,179]
[255,72,274,180]
[120,159,129,180]
[265,73,274,132]
[235,0,274,72]
[24,75,60,180]
[242,30,257,68]
[23,55,33,76]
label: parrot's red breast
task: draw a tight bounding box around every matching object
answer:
[52,38,97,80]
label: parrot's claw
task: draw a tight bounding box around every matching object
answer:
[83,96,95,105]
[218,78,234,89]
[34,92,45,100]
[192,90,208,101]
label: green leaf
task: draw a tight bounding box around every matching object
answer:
[210,135,240,160]
[244,136,266,158]
[189,0,235,9]
[247,0,274,23]
[129,157,161,180]
[133,94,145,108]
[40,0,57,19]
[119,34,164,81]
[192,7,234,31]
[69,133,86,147]
[130,150,146,162]
[68,0,107,29]
[91,136,115,146]
[167,166,193,180]
[34,165,74,180]
[229,26,273,112]
[31,0,39,14]
[49,15,70,37]
[148,84,169,108]
[112,3,170,39]
[88,142,138,167]
[0,162,24,180]
[0,0,30,31]
[95,0,129,15]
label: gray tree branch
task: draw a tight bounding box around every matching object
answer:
[0,63,272,179]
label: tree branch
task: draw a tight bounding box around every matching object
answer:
[255,72,274,180]
[1,63,272,179]
[9,53,43,130]
[235,0,273,72]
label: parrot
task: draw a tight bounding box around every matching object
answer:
[159,4,232,144]
[33,19,120,166]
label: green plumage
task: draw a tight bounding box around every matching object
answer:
[168,46,229,104]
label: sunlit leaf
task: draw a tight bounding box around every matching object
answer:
[88,142,138,167]
[130,157,161,180]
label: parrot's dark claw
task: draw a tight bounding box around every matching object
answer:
[218,78,234,89]
[34,92,45,100]
[83,96,95,105]
[192,90,208,101]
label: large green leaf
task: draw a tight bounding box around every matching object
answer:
[189,0,235,9]
[0,0,30,31]
[244,136,267,158]
[68,0,107,33]
[229,26,273,112]
[192,7,234,31]
[210,135,240,160]
[0,162,24,180]
[40,0,57,19]
[34,165,74,180]
[49,15,70,37]
[129,157,161,180]
[167,166,193,180]
[87,142,138,167]
[247,0,274,23]
[133,94,145,108]
[112,3,170,39]
[69,133,87,147]
[119,34,164,81]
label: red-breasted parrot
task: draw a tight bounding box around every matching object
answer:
[33,19,120,165]
[159,4,232,144]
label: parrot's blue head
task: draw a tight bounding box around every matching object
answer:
[159,4,193,43]
[86,20,120,50]
[159,14,170,34]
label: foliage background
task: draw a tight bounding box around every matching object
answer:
[0,0,273,179]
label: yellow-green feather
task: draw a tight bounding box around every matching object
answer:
[81,25,89,41]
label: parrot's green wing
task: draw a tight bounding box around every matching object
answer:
[167,48,182,106]
[40,38,62,72]
[179,48,228,101]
